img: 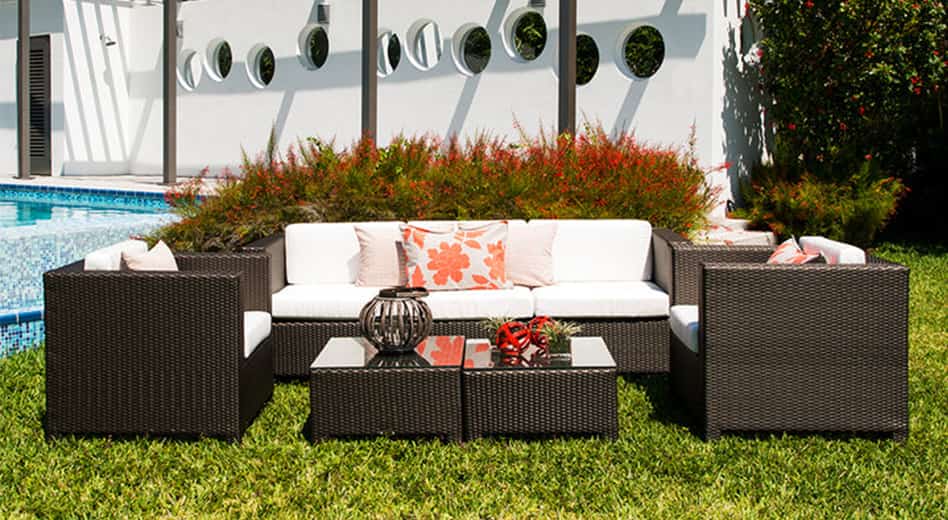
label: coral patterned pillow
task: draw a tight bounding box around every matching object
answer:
[767,238,820,265]
[400,222,511,291]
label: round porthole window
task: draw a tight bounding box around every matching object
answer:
[454,25,491,76]
[407,20,443,71]
[509,11,547,61]
[622,26,665,79]
[247,44,276,88]
[206,40,232,82]
[177,49,202,91]
[378,31,401,77]
[299,25,329,70]
[576,34,599,85]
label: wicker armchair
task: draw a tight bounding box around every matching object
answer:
[43,253,274,442]
[662,235,909,441]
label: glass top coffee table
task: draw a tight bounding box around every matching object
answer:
[462,337,618,439]
[307,336,465,442]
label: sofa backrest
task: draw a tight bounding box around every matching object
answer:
[534,219,653,282]
[285,222,401,284]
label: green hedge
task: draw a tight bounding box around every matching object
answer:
[154,127,718,252]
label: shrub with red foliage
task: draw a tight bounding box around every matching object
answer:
[152,126,719,252]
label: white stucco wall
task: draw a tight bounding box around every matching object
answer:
[1,0,766,210]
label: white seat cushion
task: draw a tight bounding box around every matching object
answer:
[84,240,148,271]
[272,284,383,319]
[669,305,699,354]
[284,222,401,284]
[532,281,669,318]
[532,219,653,282]
[244,311,272,358]
[800,236,866,265]
[425,286,534,320]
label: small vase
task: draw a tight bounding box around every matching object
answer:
[548,336,571,357]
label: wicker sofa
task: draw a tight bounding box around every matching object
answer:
[662,234,910,440]
[244,220,686,377]
[44,252,274,441]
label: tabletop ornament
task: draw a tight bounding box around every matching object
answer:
[359,287,432,354]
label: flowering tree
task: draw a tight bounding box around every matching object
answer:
[750,0,946,175]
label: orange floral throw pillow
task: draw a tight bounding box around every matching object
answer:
[767,238,820,265]
[400,222,511,291]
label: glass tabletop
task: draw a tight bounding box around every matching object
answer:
[311,336,465,370]
[464,337,616,370]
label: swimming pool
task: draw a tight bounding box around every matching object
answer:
[0,184,177,357]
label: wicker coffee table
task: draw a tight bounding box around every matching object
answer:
[307,336,464,442]
[462,337,618,440]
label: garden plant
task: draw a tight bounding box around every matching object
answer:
[154,126,719,252]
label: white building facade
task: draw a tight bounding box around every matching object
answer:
[1,0,766,211]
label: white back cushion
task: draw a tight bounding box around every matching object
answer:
[534,219,653,282]
[84,240,148,271]
[285,222,401,284]
[800,236,866,265]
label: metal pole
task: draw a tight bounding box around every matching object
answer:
[163,0,177,184]
[17,0,31,179]
[362,0,378,141]
[558,0,577,136]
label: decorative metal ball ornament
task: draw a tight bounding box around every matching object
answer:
[359,287,433,354]
[527,315,555,352]
[495,321,531,357]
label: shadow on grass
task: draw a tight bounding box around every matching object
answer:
[620,374,694,431]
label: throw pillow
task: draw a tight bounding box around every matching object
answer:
[121,240,179,271]
[767,237,820,265]
[504,221,557,287]
[354,224,407,287]
[400,222,510,290]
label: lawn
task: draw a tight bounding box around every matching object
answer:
[1,242,945,518]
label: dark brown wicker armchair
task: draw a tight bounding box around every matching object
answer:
[662,235,909,441]
[43,253,274,442]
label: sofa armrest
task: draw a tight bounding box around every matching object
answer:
[241,233,286,295]
[176,252,271,312]
[652,229,689,298]
[656,232,773,305]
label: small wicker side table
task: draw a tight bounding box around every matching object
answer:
[307,336,464,442]
[462,337,618,440]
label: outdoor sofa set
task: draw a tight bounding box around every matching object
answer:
[43,219,909,442]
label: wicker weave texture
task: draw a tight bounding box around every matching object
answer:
[308,367,462,441]
[463,369,618,439]
[669,244,773,305]
[44,255,273,441]
[674,261,910,440]
[274,319,667,378]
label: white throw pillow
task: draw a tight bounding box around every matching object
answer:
[121,241,179,271]
[506,221,557,287]
[354,224,407,287]
[799,236,866,265]
[84,240,149,271]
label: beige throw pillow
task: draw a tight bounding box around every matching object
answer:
[506,221,557,287]
[121,240,179,271]
[354,224,407,287]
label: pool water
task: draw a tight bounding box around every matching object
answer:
[0,199,157,227]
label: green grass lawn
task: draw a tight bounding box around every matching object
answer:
[1,242,945,518]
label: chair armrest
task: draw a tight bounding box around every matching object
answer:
[43,269,245,430]
[176,252,271,312]
[44,269,244,368]
[240,233,286,295]
[700,261,910,357]
[662,237,773,305]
